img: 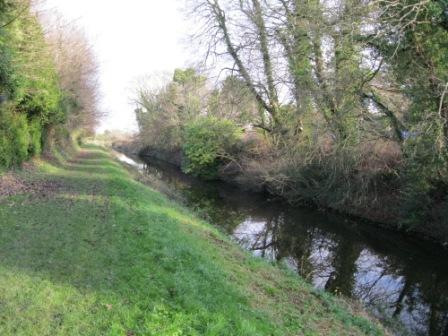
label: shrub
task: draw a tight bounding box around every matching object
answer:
[28,118,42,156]
[0,133,13,167]
[182,116,242,179]
[11,112,30,163]
[0,105,31,166]
[399,130,448,231]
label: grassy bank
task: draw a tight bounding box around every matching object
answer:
[0,145,387,335]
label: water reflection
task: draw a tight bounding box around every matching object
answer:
[137,155,448,336]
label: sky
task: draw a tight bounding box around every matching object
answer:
[41,0,190,133]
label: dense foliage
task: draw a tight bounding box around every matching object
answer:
[183,116,242,178]
[0,0,98,167]
[135,0,448,241]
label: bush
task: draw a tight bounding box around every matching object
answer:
[399,130,448,231]
[182,116,242,179]
[0,105,31,166]
[0,133,13,167]
[0,1,98,168]
[11,112,30,163]
[28,118,42,156]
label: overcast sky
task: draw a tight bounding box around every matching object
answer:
[42,0,189,133]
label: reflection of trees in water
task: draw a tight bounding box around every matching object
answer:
[357,254,448,336]
[354,251,405,309]
[233,214,279,260]
[146,163,247,233]
[247,215,277,259]
[424,275,448,336]
[183,188,246,233]
[392,277,411,318]
[324,238,362,298]
[231,210,448,336]
[279,224,315,280]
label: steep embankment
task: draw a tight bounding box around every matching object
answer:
[0,145,387,335]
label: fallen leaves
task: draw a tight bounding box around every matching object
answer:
[0,172,65,201]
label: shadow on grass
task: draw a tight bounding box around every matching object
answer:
[0,167,282,335]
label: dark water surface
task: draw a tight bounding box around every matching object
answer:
[119,153,448,336]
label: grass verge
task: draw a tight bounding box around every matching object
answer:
[0,144,388,335]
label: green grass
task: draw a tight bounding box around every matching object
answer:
[0,145,387,335]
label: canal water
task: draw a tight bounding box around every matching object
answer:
[118,152,448,336]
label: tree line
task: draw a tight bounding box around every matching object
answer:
[136,0,448,241]
[0,0,99,167]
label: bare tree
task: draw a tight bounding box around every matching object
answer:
[42,14,101,134]
[189,0,289,131]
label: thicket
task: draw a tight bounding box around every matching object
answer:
[0,0,98,167]
[135,0,448,241]
[183,116,242,178]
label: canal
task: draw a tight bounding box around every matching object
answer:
[119,152,448,336]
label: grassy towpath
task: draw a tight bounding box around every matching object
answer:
[0,145,387,335]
